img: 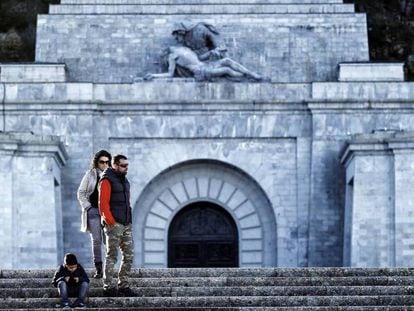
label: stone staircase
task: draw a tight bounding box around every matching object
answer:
[1,268,414,310]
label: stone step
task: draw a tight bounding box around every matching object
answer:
[2,268,414,278]
[1,296,414,309]
[2,276,414,288]
[60,0,345,4]
[49,3,354,14]
[2,269,412,309]
[7,308,414,311]
[2,285,414,298]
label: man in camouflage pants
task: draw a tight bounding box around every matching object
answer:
[99,154,134,297]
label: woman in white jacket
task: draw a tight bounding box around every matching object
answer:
[77,149,111,278]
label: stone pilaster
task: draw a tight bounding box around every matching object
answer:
[0,132,68,268]
[341,131,414,267]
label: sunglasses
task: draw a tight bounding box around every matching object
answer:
[98,160,110,164]
[119,164,129,168]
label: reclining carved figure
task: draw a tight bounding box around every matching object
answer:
[144,46,262,82]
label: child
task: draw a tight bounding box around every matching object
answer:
[52,253,90,309]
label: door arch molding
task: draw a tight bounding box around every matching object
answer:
[133,159,277,267]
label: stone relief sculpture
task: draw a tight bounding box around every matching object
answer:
[172,22,223,61]
[144,46,262,81]
[143,22,263,82]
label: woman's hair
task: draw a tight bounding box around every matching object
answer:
[90,149,112,169]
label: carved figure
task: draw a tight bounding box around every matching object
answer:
[172,22,223,61]
[144,46,262,81]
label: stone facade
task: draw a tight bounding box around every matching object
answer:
[0,0,413,269]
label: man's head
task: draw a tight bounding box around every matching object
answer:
[64,253,78,272]
[172,22,190,43]
[172,30,186,44]
[112,154,129,176]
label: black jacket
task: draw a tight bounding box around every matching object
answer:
[52,264,89,287]
[101,167,132,225]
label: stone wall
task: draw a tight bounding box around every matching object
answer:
[35,13,368,83]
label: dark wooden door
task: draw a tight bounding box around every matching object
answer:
[168,201,238,267]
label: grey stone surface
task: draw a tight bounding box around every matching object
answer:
[61,0,346,3]
[0,132,68,269]
[49,4,355,14]
[1,268,414,309]
[35,14,368,83]
[0,151,14,269]
[312,82,414,100]
[341,131,414,267]
[338,63,405,82]
[0,64,66,83]
[1,82,310,104]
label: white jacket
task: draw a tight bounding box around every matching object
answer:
[77,168,99,232]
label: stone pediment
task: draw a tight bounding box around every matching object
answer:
[34,0,368,83]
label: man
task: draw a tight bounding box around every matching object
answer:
[99,154,134,297]
[144,45,262,82]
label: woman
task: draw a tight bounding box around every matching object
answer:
[77,149,111,278]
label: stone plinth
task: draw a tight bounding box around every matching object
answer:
[49,4,355,14]
[0,81,311,104]
[338,63,405,82]
[61,0,346,3]
[312,82,414,101]
[0,64,66,83]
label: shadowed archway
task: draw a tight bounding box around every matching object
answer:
[168,201,238,267]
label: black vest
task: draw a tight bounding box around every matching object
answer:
[101,167,132,225]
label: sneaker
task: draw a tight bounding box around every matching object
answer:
[93,271,103,279]
[118,287,134,297]
[103,287,117,297]
[72,299,86,308]
[62,302,71,310]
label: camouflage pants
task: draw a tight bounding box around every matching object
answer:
[103,223,134,289]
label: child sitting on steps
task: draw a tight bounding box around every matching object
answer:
[52,253,90,309]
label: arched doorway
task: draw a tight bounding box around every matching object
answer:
[168,201,238,268]
[133,160,277,267]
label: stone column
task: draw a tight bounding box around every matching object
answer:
[341,131,414,267]
[0,132,68,269]
[389,139,414,266]
[0,144,15,269]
